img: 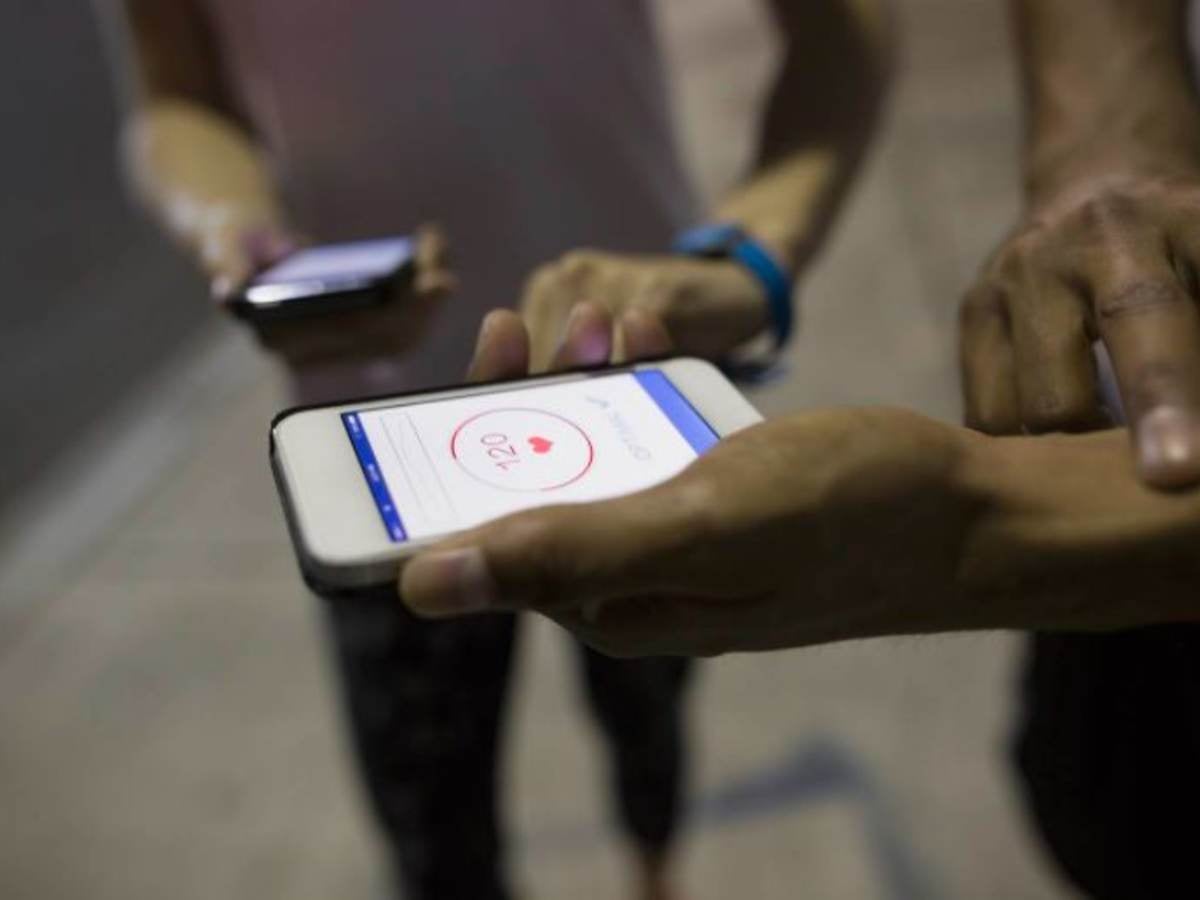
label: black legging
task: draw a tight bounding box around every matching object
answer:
[1013,626,1200,899]
[321,587,693,900]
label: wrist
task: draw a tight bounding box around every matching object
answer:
[1027,145,1200,210]
[673,223,794,349]
[1017,0,1200,208]
[714,149,845,275]
[957,430,1200,630]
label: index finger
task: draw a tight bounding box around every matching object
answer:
[549,301,614,371]
[1092,252,1200,488]
[466,309,530,382]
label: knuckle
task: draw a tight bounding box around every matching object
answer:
[986,230,1052,284]
[1005,230,1049,265]
[558,250,601,281]
[1096,280,1188,322]
[1022,393,1096,434]
[959,285,1007,330]
[522,279,567,319]
[539,290,576,316]
[522,265,558,298]
[638,276,678,316]
[1023,312,1090,360]
[1073,188,1140,231]
[988,258,1030,295]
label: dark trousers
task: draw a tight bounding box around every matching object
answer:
[1013,626,1200,899]
[321,587,693,900]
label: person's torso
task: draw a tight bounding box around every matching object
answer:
[199,0,700,394]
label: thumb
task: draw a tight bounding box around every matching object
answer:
[204,222,298,302]
[399,478,709,619]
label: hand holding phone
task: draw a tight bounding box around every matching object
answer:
[229,236,416,321]
[270,302,760,590]
[233,229,454,368]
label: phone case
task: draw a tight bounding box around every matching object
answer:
[267,358,675,594]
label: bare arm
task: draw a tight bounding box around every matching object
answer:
[1013,0,1200,200]
[517,0,893,367]
[959,427,1200,632]
[101,0,291,297]
[716,0,893,272]
[397,406,1200,652]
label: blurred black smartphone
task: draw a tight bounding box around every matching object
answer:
[228,236,415,322]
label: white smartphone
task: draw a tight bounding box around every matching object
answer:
[270,357,762,590]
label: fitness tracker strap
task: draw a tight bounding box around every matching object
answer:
[672,222,794,349]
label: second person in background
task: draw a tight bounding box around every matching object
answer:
[101,1,891,898]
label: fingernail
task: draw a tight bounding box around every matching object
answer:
[402,548,498,617]
[1138,407,1200,486]
[561,304,609,364]
[475,310,502,348]
[560,302,588,338]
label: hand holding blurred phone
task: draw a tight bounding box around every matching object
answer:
[224,231,452,368]
[270,358,762,590]
[228,236,416,322]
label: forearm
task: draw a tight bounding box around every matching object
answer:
[1014,0,1200,202]
[716,0,892,271]
[103,0,288,272]
[958,428,1200,631]
[123,101,287,257]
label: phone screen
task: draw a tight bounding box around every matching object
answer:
[245,237,413,305]
[341,369,718,543]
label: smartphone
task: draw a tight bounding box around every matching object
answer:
[229,236,415,322]
[270,358,762,590]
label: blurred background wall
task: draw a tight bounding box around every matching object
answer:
[0,2,206,513]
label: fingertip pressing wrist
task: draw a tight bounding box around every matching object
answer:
[1134,407,1200,492]
[951,425,1200,629]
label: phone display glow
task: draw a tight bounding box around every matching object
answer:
[245,237,413,305]
[341,370,718,543]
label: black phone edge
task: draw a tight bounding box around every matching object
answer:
[228,283,388,322]
[267,354,680,432]
[229,254,416,323]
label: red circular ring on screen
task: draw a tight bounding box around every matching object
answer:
[449,407,595,492]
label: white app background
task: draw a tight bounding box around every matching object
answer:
[354,373,704,541]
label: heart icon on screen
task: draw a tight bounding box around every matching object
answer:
[528,436,553,455]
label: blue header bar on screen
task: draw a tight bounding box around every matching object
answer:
[342,412,408,542]
[633,370,719,455]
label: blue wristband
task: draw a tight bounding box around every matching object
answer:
[673,223,794,348]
